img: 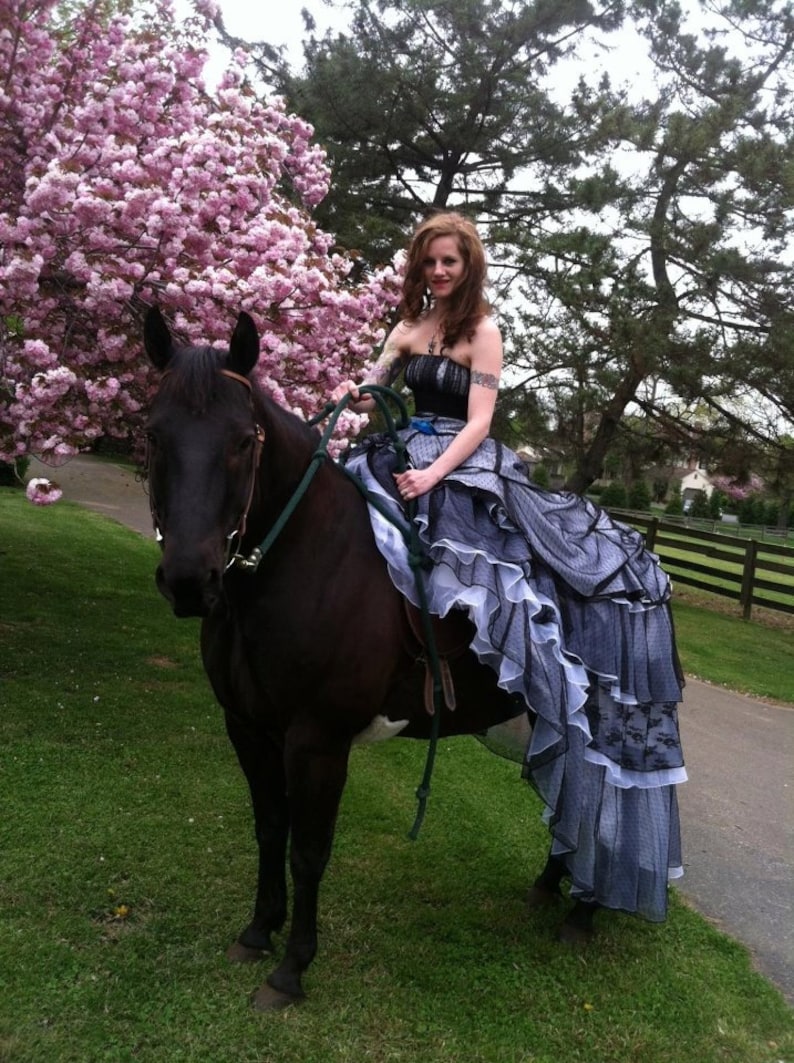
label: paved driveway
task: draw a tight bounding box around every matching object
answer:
[27,456,794,1003]
[677,679,793,1002]
[30,454,155,539]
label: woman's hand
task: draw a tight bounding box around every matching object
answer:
[393,466,441,502]
[332,380,374,412]
[332,380,359,404]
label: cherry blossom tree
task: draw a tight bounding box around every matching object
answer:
[0,0,400,465]
[710,472,765,503]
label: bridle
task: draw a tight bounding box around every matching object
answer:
[146,367,266,572]
[147,377,413,583]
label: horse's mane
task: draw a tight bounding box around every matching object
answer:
[163,344,320,457]
[163,346,229,415]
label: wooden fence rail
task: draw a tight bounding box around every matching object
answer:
[609,511,794,620]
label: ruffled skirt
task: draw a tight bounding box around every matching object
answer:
[345,416,686,921]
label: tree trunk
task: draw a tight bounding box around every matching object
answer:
[564,359,646,494]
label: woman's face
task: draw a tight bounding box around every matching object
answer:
[422,235,466,303]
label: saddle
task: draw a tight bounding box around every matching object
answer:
[402,600,473,716]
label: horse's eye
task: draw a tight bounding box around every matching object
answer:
[236,436,254,455]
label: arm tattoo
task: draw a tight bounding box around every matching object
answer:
[372,342,406,387]
[471,370,499,390]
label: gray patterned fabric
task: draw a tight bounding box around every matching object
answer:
[345,354,686,921]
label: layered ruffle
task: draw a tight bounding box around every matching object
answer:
[345,416,686,921]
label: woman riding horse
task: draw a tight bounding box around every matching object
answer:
[335,211,686,925]
[144,211,685,1010]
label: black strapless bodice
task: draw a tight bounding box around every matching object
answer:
[405,354,470,420]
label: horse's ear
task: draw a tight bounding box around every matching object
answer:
[228,312,260,377]
[144,306,173,370]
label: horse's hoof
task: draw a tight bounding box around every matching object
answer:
[250,982,304,1012]
[558,922,594,947]
[226,941,271,964]
[526,885,562,909]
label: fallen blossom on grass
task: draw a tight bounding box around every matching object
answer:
[25,478,63,505]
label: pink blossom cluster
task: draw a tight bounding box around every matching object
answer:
[710,473,765,501]
[25,477,63,505]
[0,0,402,463]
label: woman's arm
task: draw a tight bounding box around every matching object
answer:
[332,325,408,412]
[394,318,503,500]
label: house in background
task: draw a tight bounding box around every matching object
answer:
[675,456,714,506]
[513,442,718,505]
[515,444,567,489]
[645,454,714,509]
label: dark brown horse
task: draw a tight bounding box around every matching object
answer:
[143,307,590,1010]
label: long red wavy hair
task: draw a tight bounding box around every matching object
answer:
[400,212,490,349]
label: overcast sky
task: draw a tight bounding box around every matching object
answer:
[170,1,344,67]
[181,0,759,89]
[219,2,338,56]
[176,0,670,98]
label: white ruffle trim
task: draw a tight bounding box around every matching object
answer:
[583,749,688,789]
[360,477,589,714]
[357,472,682,793]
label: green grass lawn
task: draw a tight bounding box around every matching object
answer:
[671,589,794,702]
[1,490,792,1063]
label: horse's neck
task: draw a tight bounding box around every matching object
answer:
[250,396,362,551]
[256,397,321,501]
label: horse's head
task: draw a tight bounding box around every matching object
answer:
[144,307,263,617]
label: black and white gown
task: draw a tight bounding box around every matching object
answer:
[346,354,686,921]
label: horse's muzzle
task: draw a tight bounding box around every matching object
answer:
[155,561,223,618]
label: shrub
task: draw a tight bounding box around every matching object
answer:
[0,457,29,487]
[652,478,669,503]
[739,495,765,524]
[599,482,628,507]
[664,484,684,515]
[690,492,710,518]
[762,501,779,526]
[627,480,652,511]
[709,489,725,519]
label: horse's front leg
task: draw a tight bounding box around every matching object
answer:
[223,711,289,962]
[560,897,599,945]
[527,850,567,907]
[252,724,351,1011]
[527,849,599,943]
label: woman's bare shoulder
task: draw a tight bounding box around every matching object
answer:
[473,315,502,340]
[389,316,425,352]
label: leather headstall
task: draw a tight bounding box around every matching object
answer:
[147,366,266,562]
[217,368,266,565]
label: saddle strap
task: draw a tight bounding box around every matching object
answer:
[423,657,457,716]
[402,599,472,716]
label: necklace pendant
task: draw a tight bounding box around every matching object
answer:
[428,322,442,356]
